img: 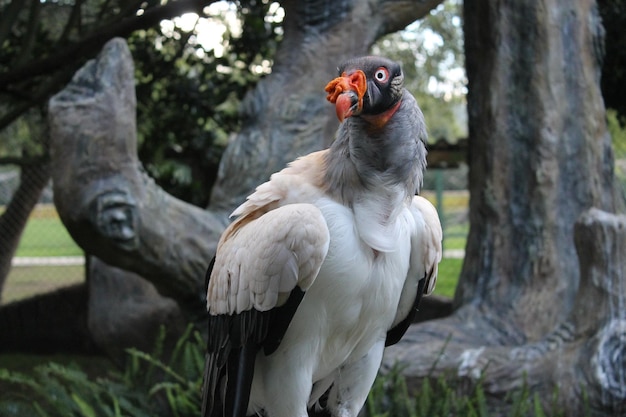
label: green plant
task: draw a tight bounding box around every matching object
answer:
[435,257,462,298]
[0,361,153,417]
[122,325,205,416]
[366,365,588,417]
[367,366,491,417]
[0,325,204,417]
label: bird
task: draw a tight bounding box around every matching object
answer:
[201,55,443,417]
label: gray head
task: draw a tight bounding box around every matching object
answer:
[326,56,404,123]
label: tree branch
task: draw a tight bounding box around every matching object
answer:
[13,0,41,68]
[379,0,444,35]
[58,0,84,44]
[0,0,25,45]
[0,0,216,86]
[0,63,79,131]
[0,156,48,167]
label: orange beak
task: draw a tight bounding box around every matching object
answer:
[325,70,367,122]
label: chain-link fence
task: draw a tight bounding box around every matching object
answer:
[1,135,625,305]
[421,165,469,297]
[0,166,84,305]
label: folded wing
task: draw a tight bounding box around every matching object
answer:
[202,203,330,417]
[386,195,443,346]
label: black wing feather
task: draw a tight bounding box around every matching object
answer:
[385,276,426,347]
[201,258,307,417]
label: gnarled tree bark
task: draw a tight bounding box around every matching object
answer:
[383,1,625,415]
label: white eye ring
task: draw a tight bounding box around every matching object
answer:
[374,67,389,83]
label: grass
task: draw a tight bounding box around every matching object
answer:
[434,258,462,298]
[443,222,469,251]
[0,325,204,417]
[2,265,85,305]
[14,205,83,257]
[0,353,113,383]
[0,352,117,417]
[2,204,85,305]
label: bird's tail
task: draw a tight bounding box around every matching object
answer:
[201,325,258,417]
[201,345,228,417]
[225,342,256,417]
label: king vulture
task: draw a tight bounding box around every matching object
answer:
[202,55,443,417]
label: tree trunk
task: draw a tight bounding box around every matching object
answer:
[0,161,50,300]
[383,1,625,415]
[86,257,187,361]
[45,0,442,351]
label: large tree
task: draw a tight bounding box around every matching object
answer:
[385,0,625,415]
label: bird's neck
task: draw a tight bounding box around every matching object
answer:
[360,100,402,129]
[323,96,427,207]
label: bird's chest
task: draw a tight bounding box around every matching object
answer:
[309,198,412,349]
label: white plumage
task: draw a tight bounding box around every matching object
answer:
[202,56,443,417]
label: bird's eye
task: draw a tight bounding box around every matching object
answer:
[374,67,389,83]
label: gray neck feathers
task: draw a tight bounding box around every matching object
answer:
[324,90,427,206]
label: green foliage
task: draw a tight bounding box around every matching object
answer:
[0,110,47,161]
[0,325,205,417]
[367,367,491,417]
[607,108,626,159]
[435,258,462,298]
[607,108,626,206]
[130,2,282,206]
[366,366,587,417]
